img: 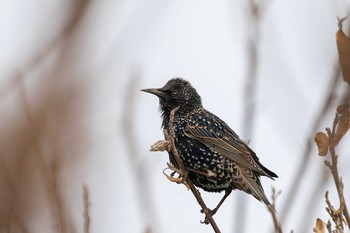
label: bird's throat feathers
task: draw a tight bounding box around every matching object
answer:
[159,100,202,130]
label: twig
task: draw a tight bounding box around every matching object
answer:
[316,105,350,232]
[167,107,187,174]
[267,187,283,233]
[152,106,221,233]
[83,185,90,233]
[169,107,221,232]
[324,191,345,232]
[324,108,350,230]
[326,220,332,233]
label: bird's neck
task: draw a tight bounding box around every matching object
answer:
[161,105,201,130]
[161,107,178,130]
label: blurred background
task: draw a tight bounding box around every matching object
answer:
[0,0,349,232]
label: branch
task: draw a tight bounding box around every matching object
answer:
[267,187,283,233]
[151,107,221,233]
[315,104,350,231]
[324,190,345,232]
[325,106,350,229]
[82,185,90,233]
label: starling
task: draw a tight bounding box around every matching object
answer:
[142,78,278,216]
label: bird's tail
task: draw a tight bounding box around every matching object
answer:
[249,148,278,179]
[236,166,271,205]
[259,162,278,180]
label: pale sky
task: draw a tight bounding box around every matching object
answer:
[0,0,349,233]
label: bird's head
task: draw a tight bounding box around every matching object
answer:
[141,78,202,119]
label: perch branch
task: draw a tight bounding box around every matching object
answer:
[151,106,221,233]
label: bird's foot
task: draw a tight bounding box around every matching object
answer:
[200,208,217,225]
[167,162,188,179]
[162,169,183,183]
[163,163,189,188]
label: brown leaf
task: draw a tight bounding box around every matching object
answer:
[315,132,329,156]
[314,218,325,233]
[331,104,350,147]
[336,16,350,86]
[150,140,171,152]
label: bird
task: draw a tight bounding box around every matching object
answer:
[141,78,278,217]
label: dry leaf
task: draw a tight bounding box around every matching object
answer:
[150,139,171,152]
[331,104,350,147]
[336,16,350,86]
[315,132,329,156]
[314,218,326,233]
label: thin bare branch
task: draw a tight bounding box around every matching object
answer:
[324,190,345,232]
[316,104,350,232]
[151,107,222,233]
[83,185,90,233]
[267,187,283,233]
[325,106,350,229]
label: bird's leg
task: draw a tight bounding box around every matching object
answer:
[201,190,232,224]
[210,190,232,215]
[162,168,182,183]
[166,162,183,175]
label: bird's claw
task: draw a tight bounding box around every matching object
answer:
[200,218,210,225]
[162,170,183,184]
[163,163,189,188]
[200,208,216,225]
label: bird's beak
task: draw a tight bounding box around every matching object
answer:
[141,88,166,98]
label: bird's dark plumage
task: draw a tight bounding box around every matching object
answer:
[142,78,277,207]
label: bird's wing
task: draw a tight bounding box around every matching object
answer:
[184,109,276,178]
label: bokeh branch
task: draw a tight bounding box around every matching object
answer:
[280,65,341,227]
[83,185,91,233]
[121,71,159,233]
[0,1,93,232]
[235,0,261,231]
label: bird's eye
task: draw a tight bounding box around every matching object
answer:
[172,91,177,97]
